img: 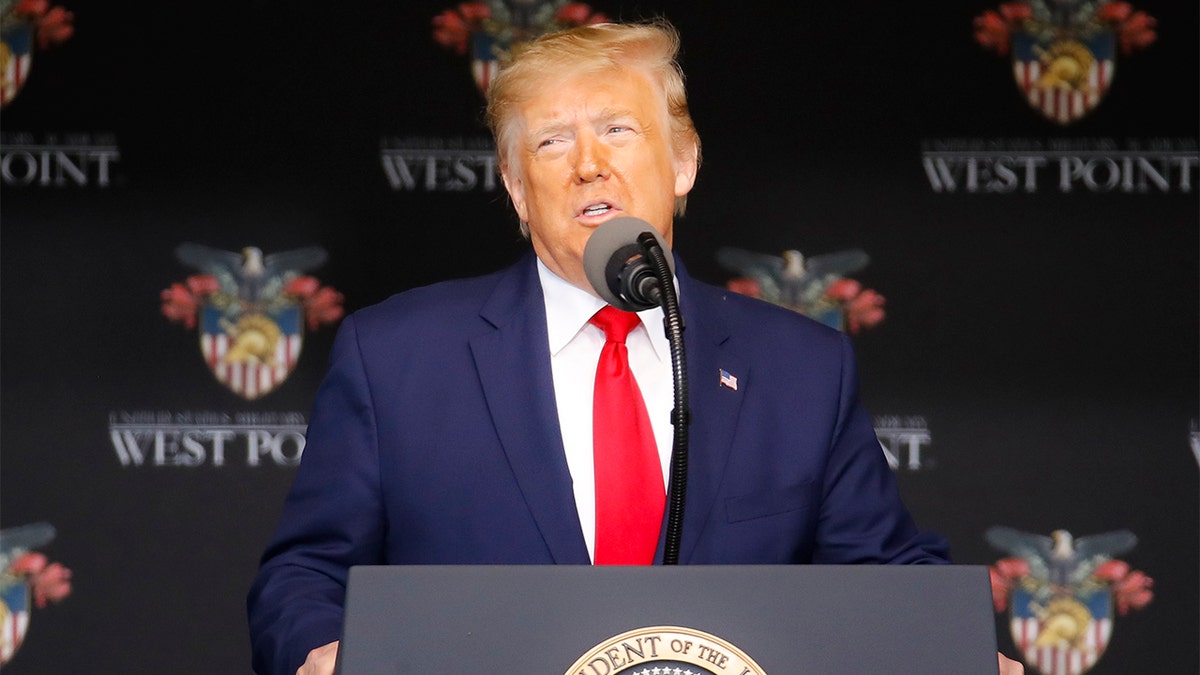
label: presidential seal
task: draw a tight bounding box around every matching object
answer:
[565,626,767,675]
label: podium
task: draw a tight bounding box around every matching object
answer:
[337,565,998,674]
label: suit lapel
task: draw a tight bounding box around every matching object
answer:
[467,256,743,565]
[673,268,748,563]
[469,255,590,564]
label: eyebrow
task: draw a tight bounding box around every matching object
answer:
[526,107,642,141]
[528,120,571,142]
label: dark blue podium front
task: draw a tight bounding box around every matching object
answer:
[337,565,998,674]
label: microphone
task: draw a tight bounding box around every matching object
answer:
[582,217,676,311]
[583,216,690,565]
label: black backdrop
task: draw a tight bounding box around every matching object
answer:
[1,1,1196,673]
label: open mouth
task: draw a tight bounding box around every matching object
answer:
[579,202,616,218]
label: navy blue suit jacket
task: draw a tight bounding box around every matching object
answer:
[247,254,948,674]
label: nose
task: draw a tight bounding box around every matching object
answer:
[572,132,610,183]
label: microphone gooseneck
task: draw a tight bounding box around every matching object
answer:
[583,217,690,566]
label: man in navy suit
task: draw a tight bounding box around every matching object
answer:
[248,22,958,675]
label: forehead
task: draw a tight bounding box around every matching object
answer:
[516,65,667,129]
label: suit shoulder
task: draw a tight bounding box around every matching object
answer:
[348,267,510,333]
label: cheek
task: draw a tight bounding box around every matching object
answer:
[524,165,568,203]
[655,162,682,203]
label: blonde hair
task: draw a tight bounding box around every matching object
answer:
[485,21,701,231]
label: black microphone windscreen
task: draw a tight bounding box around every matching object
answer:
[583,217,675,310]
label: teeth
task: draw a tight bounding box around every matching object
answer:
[583,204,610,216]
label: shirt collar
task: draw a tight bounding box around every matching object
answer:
[536,258,670,361]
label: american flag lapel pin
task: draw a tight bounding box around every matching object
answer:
[719,369,738,391]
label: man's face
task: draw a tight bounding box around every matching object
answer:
[502,65,698,292]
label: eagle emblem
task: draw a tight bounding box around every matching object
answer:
[160,244,344,400]
[432,1,609,94]
[986,526,1153,675]
[717,246,885,335]
[973,1,1157,124]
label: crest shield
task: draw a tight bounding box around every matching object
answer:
[470,32,499,92]
[1009,585,1113,675]
[1,1,73,108]
[0,23,33,107]
[0,579,30,663]
[200,304,303,400]
[974,2,1157,125]
[1013,31,1115,124]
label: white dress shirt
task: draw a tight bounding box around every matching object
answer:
[537,259,674,563]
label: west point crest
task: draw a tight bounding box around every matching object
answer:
[717,246,886,336]
[432,1,610,94]
[161,244,344,400]
[0,523,72,666]
[986,527,1153,675]
[0,0,74,107]
[974,1,1157,124]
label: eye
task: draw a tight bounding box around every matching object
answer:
[538,138,559,148]
[607,125,631,135]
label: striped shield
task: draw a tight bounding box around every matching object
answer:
[0,579,30,665]
[1009,586,1114,675]
[199,304,303,400]
[1012,32,1116,125]
[0,23,34,108]
[470,32,500,94]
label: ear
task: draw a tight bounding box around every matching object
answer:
[502,168,529,223]
[673,141,699,197]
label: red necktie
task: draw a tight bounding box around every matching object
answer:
[590,306,665,565]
